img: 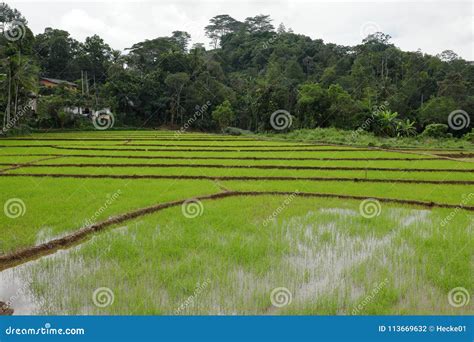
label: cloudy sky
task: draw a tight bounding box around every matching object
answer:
[8,0,474,60]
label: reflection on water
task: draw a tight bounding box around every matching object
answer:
[0,245,86,315]
[0,267,39,315]
[0,207,436,315]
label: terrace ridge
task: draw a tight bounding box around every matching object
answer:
[1,190,472,272]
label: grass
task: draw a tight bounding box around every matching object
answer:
[260,127,474,149]
[0,130,472,315]
[1,155,470,167]
[2,196,471,315]
[5,165,474,181]
[0,178,221,253]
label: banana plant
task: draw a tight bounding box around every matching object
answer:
[373,108,398,137]
[396,119,417,137]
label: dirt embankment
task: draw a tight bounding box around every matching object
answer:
[2,162,471,173]
[434,153,474,158]
[1,190,473,272]
[52,146,378,152]
[0,173,472,185]
[0,156,63,173]
[0,301,14,315]
[0,138,261,142]
[0,153,443,161]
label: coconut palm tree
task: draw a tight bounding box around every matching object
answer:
[2,50,38,131]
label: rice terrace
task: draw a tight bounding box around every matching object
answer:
[0,130,472,315]
[0,1,473,325]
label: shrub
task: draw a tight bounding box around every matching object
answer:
[464,129,474,143]
[421,124,449,138]
[212,100,235,129]
[0,124,31,136]
[223,127,252,136]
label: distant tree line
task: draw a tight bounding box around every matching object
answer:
[1,3,472,137]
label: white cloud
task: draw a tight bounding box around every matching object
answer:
[59,9,107,38]
[9,0,474,59]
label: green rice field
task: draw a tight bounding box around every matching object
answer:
[0,131,472,315]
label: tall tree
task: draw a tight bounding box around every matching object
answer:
[205,14,241,48]
[0,3,37,132]
[78,35,113,83]
[34,28,81,80]
[244,14,274,33]
[165,72,189,125]
[171,31,191,52]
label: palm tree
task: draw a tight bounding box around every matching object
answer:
[3,50,38,130]
[396,119,417,137]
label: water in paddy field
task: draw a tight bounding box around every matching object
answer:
[0,228,55,314]
[0,244,92,315]
[0,225,131,315]
[283,209,431,304]
[0,205,458,315]
[0,266,40,315]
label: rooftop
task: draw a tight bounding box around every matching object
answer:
[40,77,78,87]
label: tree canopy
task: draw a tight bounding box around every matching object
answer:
[1,4,472,136]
